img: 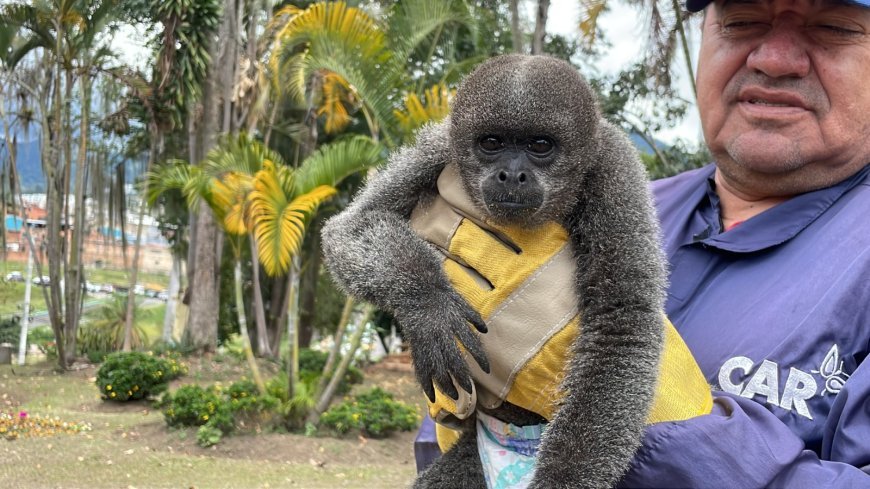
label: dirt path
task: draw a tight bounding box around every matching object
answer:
[0,359,424,488]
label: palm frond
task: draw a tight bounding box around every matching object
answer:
[293,136,384,195]
[145,161,206,210]
[394,83,453,136]
[578,0,608,47]
[388,0,476,62]
[249,162,337,276]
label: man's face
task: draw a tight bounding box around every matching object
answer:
[697,0,870,196]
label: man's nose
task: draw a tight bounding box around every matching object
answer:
[746,23,811,78]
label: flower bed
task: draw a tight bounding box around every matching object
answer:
[0,411,91,440]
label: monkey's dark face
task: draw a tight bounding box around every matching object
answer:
[449,54,601,227]
[473,133,556,222]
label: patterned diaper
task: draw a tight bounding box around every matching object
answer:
[476,411,545,489]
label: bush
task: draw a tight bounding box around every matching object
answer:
[28,327,56,358]
[0,316,21,346]
[78,297,147,357]
[95,352,178,402]
[161,379,282,446]
[320,387,419,438]
[162,385,233,431]
[297,348,364,395]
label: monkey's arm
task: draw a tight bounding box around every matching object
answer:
[321,121,488,402]
[531,122,667,489]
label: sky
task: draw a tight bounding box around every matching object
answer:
[107,0,704,145]
[545,0,704,144]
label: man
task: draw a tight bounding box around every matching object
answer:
[620,0,870,486]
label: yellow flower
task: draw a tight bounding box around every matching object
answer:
[202,414,209,421]
[106,385,112,391]
[110,392,116,398]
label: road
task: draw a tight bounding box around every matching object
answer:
[12,295,163,330]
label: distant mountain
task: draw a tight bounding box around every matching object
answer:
[0,138,44,193]
[1,138,146,193]
[629,132,668,155]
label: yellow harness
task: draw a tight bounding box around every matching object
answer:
[409,164,712,450]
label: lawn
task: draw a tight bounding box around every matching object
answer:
[0,358,421,488]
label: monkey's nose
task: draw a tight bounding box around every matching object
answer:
[497,170,528,185]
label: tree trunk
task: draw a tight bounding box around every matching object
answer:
[297,220,323,348]
[234,259,265,393]
[64,72,90,359]
[184,0,234,352]
[313,297,354,400]
[162,253,182,343]
[531,0,551,55]
[123,131,161,351]
[287,256,301,397]
[309,304,373,422]
[510,0,524,53]
[185,207,220,352]
[248,233,271,357]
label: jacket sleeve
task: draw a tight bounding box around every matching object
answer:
[619,358,870,488]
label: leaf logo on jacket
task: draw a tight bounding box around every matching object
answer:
[812,344,851,395]
[716,344,851,421]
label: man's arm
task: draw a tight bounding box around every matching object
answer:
[620,360,870,488]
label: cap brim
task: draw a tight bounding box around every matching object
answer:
[685,0,869,12]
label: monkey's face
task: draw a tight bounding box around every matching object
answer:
[449,54,601,227]
[472,133,555,223]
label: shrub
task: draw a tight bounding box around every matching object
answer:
[161,379,282,446]
[95,352,177,402]
[320,387,419,438]
[28,327,56,358]
[78,297,147,357]
[297,348,364,395]
[162,385,232,432]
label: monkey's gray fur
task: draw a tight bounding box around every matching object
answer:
[322,54,667,489]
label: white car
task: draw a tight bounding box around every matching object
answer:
[32,275,50,286]
[5,271,23,282]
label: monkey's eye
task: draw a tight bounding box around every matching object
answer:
[478,136,504,153]
[527,138,554,156]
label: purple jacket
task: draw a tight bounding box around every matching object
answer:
[620,164,870,488]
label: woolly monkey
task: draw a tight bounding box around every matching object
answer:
[322,54,674,488]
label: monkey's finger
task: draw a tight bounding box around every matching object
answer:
[456,327,490,375]
[455,298,488,334]
[434,369,461,400]
[418,370,437,403]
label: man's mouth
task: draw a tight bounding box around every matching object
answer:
[747,99,794,107]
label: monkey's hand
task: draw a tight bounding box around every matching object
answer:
[395,285,490,403]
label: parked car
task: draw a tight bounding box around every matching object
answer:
[5,271,23,282]
[134,284,145,296]
[85,282,101,293]
[100,284,114,294]
[157,291,169,301]
[33,275,50,286]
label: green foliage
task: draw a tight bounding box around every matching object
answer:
[78,297,147,361]
[27,327,56,358]
[162,384,233,431]
[196,423,223,448]
[160,379,283,447]
[0,316,20,346]
[95,352,186,402]
[320,387,419,438]
[642,141,711,180]
[297,348,363,395]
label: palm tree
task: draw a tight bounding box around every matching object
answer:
[578,0,698,98]
[148,133,383,393]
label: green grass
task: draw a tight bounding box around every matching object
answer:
[0,361,418,488]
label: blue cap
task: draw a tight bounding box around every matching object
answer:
[686,0,870,12]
